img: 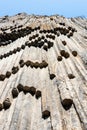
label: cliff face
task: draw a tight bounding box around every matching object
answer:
[0,13,87,130]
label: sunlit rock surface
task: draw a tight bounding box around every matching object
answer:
[0,13,87,130]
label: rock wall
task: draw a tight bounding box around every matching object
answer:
[0,13,87,130]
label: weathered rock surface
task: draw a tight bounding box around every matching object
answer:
[0,13,87,130]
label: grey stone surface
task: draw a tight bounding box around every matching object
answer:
[0,13,87,130]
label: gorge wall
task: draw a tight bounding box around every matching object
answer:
[0,13,87,130]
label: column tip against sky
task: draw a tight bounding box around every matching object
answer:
[0,0,87,18]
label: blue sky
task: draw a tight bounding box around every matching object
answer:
[0,0,87,18]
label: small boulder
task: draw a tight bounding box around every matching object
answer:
[42,110,50,119]
[3,98,11,110]
[12,88,19,98]
[72,51,77,57]
[29,87,36,96]
[17,84,23,92]
[68,74,75,79]
[6,71,11,78]
[35,90,41,99]
[50,74,56,80]
[23,86,30,94]
[0,74,6,81]
[12,66,19,74]
[57,56,62,61]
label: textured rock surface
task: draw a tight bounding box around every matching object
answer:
[0,13,87,130]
